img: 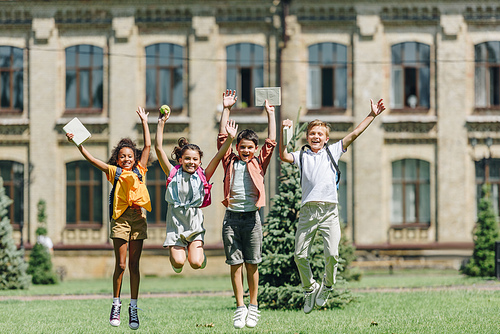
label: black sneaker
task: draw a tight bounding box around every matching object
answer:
[129,304,140,330]
[109,303,121,327]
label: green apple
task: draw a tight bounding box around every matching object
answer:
[160,105,170,115]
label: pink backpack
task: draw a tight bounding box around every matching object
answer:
[166,165,212,208]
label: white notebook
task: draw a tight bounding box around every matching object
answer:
[283,122,293,147]
[63,117,91,146]
[255,87,281,106]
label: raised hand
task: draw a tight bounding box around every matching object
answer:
[223,89,238,110]
[264,99,275,114]
[370,99,386,117]
[225,119,238,139]
[66,132,74,142]
[282,119,293,129]
[157,106,170,124]
[136,106,149,122]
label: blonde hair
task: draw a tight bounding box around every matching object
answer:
[307,119,330,137]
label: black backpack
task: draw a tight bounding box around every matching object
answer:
[299,144,341,189]
[109,166,143,220]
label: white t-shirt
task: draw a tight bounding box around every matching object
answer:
[291,140,346,205]
[228,160,259,212]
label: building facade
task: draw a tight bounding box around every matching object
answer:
[1,0,499,277]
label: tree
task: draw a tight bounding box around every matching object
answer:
[0,177,30,290]
[258,121,357,310]
[461,184,499,277]
[27,200,58,284]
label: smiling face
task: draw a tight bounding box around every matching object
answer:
[178,149,201,174]
[307,125,329,153]
[117,147,136,171]
[236,139,258,162]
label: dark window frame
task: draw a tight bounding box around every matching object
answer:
[0,46,23,113]
[146,161,168,226]
[0,160,24,229]
[66,161,103,228]
[65,44,104,114]
[475,158,500,218]
[475,41,500,110]
[145,43,184,114]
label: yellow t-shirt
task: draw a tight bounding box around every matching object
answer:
[107,164,152,220]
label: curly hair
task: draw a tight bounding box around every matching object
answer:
[171,137,203,162]
[107,138,144,168]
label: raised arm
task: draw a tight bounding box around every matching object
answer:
[205,119,238,181]
[219,90,237,134]
[66,133,109,174]
[154,109,173,175]
[264,99,276,141]
[137,106,151,168]
[342,99,385,151]
[279,119,294,163]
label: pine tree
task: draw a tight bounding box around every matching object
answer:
[258,121,356,310]
[0,177,30,290]
[27,200,58,284]
[461,184,499,277]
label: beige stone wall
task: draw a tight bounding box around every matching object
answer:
[2,1,500,276]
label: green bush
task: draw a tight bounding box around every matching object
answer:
[461,184,499,277]
[0,177,30,290]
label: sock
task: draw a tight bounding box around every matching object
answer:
[237,305,246,309]
[249,303,258,309]
[130,299,137,307]
[113,297,121,305]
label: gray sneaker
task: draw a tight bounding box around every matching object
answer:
[316,279,333,307]
[303,282,320,314]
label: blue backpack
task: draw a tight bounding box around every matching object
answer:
[109,166,143,220]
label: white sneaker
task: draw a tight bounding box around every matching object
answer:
[246,305,260,328]
[303,282,320,314]
[233,306,248,329]
[316,279,333,307]
[109,303,121,326]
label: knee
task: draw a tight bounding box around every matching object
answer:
[116,261,126,272]
[128,261,140,274]
[190,261,202,270]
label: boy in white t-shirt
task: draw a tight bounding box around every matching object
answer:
[280,99,385,314]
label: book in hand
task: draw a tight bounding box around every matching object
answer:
[283,121,293,147]
[255,87,281,106]
[63,117,91,146]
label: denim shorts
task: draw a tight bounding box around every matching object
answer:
[222,210,262,265]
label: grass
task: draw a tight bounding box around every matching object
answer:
[1,269,499,333]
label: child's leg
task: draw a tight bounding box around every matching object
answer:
[169,246,187,269]
[294,203,319,289]
[318,204,341,287]
[245,263,259,306]
[128,239,144,299]
[230,264,245,307]
[187,240,205,269]
[112,238,128,298]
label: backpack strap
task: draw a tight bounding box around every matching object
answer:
[299,144,341,188]
[109,166,143,220]
[166,165,182,187]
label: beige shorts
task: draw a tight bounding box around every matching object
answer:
[110,207,148,241]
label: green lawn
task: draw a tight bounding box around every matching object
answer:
[1,269,499,333]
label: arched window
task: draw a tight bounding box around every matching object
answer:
[145,43,184,111]
[391,159,430,225]
[65,45,103,112]
[391,42,430,109]
[66,161,103,226]
[307,42,347,110]
[475,41,500,108]
[0,161,24,228]
[0,46,23,112]
[226,43,264,109]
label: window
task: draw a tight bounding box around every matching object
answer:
[145,43,184,111]
[65,45,103,112]
[338,161,347,224]
[0,161,24,228]
[475,158,500,218]
[0,46,23,112]
[146,161,167,225]
[307,43,347,110]
[391,159,430,225]
[391,42,430,109]
[226,43,264,109]
[475,42,500,108]
[66,161,103,226]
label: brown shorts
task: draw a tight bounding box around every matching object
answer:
[110,207,148,241]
